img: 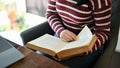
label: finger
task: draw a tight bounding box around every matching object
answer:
[62,38,67,42]
[65,34,73,41]
[67,32,77,41]
[63,34,73,42]
[60,30,77,42]
[61,33,71,42]
[69,32,77,41]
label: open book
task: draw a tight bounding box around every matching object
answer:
[26,26,97,61]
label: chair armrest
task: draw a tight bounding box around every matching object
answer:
[20,21,54,45]
[93,29,119,68]
[93,0,120,67]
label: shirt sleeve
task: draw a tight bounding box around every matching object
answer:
[91,0,112,51]
[46,0,65,37]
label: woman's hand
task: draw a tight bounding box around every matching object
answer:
[60,30,77,42]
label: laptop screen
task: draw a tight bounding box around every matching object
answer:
[0,36,24,68]
[0,36,12,53]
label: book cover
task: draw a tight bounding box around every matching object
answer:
[26,26,97,61]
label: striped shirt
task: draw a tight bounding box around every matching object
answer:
[46,0,112,51]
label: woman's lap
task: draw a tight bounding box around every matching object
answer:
[37,46,104,68]
[59,46,104,68]
[53,33,104,68]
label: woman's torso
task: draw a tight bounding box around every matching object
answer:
[55,0,94,34]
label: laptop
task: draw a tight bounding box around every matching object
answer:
[0,36,24,68]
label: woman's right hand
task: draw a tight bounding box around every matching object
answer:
[60,30,77,42]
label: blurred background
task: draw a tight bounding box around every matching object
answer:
[0,0,47,32]
[0,0,47,45]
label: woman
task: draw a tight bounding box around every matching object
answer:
[46,0,112,68]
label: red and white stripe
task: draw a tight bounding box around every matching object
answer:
[46,0,112,52]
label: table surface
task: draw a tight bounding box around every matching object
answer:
[7,40,68,68]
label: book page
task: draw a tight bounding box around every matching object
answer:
[60,26,93,51]
[29,34,65,52]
